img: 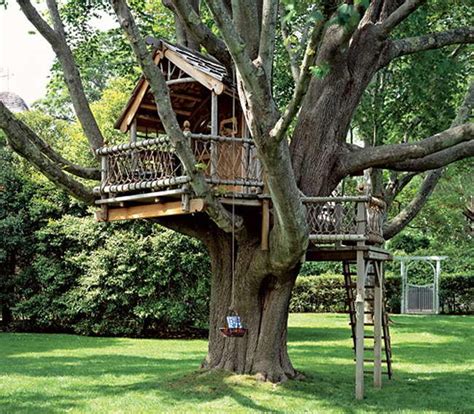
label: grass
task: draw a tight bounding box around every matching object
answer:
[0,314,473,413]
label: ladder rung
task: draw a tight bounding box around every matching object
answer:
[364,371,390,375]
[351,335,385,339]
[348,284,376,289]
[348,311,374,315]
[348,322,377,326]
[354,359,389,363]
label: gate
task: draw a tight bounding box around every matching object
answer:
[406,283,435,313]
[396,256,447,315]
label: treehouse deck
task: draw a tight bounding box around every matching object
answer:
[93,134,386,252]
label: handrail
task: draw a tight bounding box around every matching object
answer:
[96,133,255,155]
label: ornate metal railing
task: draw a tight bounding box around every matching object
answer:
[95,133,263,194]
[303,196,385,244]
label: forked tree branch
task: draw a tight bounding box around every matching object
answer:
[0,103,100,180]
[387,141,474,171]
[340,123,474,174]
[205,1,308,268]
[204,0,275,113]
[385,171,417,206]
[280,13,301,83]
[384,168,443,239]
[384,82,474,238]
[110,0,240,234]
[165,0,232,68]
[0,103,95,204]
[379,0,426,35]
[270,16,328,143]
[17,0,104,151]
[382,27,474,66]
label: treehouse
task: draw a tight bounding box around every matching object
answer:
[95,37,263,222]
[93,38,392,399]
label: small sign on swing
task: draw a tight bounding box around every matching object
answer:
[226,315,242,329]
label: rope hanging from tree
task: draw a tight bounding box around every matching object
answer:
[220,68,247,338]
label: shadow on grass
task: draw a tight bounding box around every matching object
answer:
[0,316,473,413]
[0,332,120,357]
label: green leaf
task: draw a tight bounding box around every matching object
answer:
[310,62,331,80]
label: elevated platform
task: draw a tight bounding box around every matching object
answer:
[93,138,386,252]
[306,245,391,262]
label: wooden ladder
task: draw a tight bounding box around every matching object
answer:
[343,261,393,379]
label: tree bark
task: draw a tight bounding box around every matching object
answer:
[202,230,300,382]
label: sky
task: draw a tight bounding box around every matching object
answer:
[0,3,115,107]
[0,3,54,106]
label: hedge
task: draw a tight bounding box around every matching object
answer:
[10,216,211,337]
[289,273,473,315]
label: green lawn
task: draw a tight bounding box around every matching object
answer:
[0,314,472,413]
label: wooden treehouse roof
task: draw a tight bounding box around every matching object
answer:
[115,37,234,133]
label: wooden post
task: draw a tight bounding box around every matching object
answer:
[373,260,382,388]
[99,153,109,221]
[130,118,137,143]
[210,92,218,178]
[355,199,367,399]
[261,199,270,250]
[242,115,250,194]
[400,261,406,313]
[435,260,441,314]
[355,249,366,400]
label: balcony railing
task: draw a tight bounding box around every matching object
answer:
[94,136,386,244]
[303,196,385,244]
[95,133,264,195]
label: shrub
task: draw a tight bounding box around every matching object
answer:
[440,274,474,314]
[13,216,211,336]
[290,274,347,313]
[290,273,472,315]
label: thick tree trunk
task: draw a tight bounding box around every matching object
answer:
[201,231,300,382]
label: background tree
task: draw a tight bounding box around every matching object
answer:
[0,0,473,382]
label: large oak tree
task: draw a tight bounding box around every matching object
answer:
[1,0,473,382]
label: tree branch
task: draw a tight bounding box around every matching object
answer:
[258,0,279,80]
[204,1,308,268]
[204,0,274,113]
[166,0,232,67]
[384,168,442,239]
[379,0,426,35]
[280,13,300,83]
[0,103,100,181]
[383,81,474,238]
[17,0,104,151]
[383,27,474,65]
[385,171,417,206]
[270,16,328,143]
[0,103,95,204]
[110,0,240,234]
[387,141,474,171]
[340,123,474,174]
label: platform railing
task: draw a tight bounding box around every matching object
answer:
[303,196,385,244]
[94,133,264,195]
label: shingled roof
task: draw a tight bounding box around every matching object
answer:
[115,38,234,132]
[145,37,231,85]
